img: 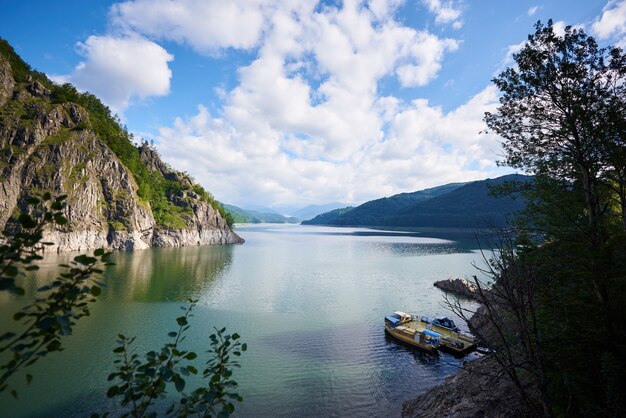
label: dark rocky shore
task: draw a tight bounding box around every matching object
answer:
[401,278,531,418]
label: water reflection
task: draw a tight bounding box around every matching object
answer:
[104,246,234,302]
[5,246,234,303]
[359,241,471,257]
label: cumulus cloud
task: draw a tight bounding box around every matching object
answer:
[592,0,626,46]
[54,34,173,113]
[155,84,505,207]
[421,0,463,29]
[59,0,506,207]
[110,0,274,53]
[99,0,504,207]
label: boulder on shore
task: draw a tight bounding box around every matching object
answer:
[433,278,480,300]
[401,356,529,418]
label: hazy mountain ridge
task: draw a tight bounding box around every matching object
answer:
[223,204,299,224]
[303,175,530,228]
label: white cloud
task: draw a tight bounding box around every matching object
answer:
[592,0,626,46]
[101,0,502,207]
[58,0,508,207]
[155,84,507,208]
[54,34,173,113]
[421,0,463,28]
[110,0,274,53]
[527,6,538,16]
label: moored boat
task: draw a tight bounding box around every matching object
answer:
[421,315,478,355]
[384,311,441,353]
[385,311,477,355]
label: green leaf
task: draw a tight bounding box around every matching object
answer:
[90,286,101,296]
[54,213,68,225]
[74,255,97,265]
[168,331,177,338]
[176,317,188,326]
[18,213,37,228]
[94,248,105,256]
[174,377,185,392]
[106,386,119,398]
[47,339,61,352]
[184,352,197,360]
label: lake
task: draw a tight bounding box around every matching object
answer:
[0,224,490,417]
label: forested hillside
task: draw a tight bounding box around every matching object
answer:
[304,175,529,228]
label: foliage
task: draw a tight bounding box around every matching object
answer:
[100,301,246,418]
[303,174,529,228]
[0,196,246,415]
[0,194,111,396]
[462,21,626,417]
[484,20,626,237]
[0,39,50,86]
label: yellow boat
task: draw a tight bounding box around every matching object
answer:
[420,315,478,355]
[385,311,477,355]
[384,312,441,353]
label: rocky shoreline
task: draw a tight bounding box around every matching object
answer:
[401,278,530,418]
[401,356,528,418]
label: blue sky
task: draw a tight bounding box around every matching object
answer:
[3,0,625,210]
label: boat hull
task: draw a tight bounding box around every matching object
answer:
[384,325,439,353]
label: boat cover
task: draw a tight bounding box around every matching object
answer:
[423,329,442,338]
[385,316,401,325]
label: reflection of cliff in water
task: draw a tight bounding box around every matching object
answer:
[104,246,234,302]
[5,246,234,303]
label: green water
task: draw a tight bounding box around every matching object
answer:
[0,224,488,417]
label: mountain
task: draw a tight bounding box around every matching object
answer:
[303,181,467,226]
[303,175,530,228]
[289,202,351,221]
[223,204,299,224]
[0,39,243,251]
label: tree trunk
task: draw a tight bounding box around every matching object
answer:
[579,165,600,241]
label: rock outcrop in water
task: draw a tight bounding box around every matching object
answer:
[0,40,243,251]
[403,282,530,418]
[433,278,481,300]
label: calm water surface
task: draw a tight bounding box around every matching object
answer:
[0,225,489,417]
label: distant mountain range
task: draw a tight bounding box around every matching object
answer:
[223,202,350,223]
[302,174,531,228]
[223,204,299,224]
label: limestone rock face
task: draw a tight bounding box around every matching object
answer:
[0,53,243,252]
[0,56,14,107]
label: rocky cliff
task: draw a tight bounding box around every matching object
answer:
[0,41,243,251]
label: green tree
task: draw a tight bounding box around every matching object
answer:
[484,20,626,240]
[477,20,626,417]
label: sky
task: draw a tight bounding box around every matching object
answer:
[3,0,626,211]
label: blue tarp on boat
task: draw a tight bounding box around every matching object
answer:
[423,329,442,338]
[385,316,401,326]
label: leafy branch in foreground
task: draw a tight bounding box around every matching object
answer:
[0,194,112,396]
[101,299,246,418]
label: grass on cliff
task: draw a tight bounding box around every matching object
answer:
[0,38,233,229]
